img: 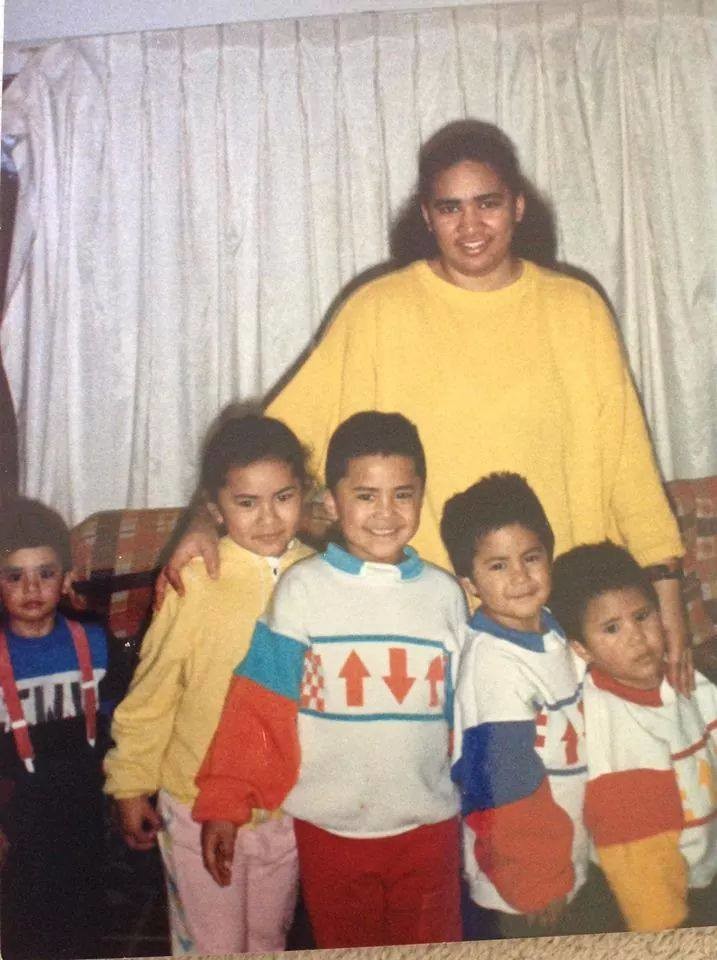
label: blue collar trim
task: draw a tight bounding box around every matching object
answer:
[323,542,423,580]
[468,608,564,652]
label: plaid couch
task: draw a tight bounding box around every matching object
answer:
[70,507,184,643]
[69,477,717,654]
[665,476,717,680]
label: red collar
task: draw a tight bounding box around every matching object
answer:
[589,665,663,706]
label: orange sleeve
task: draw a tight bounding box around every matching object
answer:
[192,676,300,825]
[585,768,684,845]
[466,779,575,913]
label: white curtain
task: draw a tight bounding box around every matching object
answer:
[2,0,715,523]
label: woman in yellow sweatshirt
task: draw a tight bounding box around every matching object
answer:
[165,119,689,692]
[104,415,313,955]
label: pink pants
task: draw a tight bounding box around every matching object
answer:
[157,791,298,955]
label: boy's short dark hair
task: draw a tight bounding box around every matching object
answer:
[201,414,309,501]
[549,541,657,643]
[324,412,427,491]
[0,497,72,571]
[440,472,555,578]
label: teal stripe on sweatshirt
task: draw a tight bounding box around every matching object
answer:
[235,621,305,700]
[311,634,444,649]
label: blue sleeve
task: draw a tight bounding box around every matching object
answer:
[235,620,306,701]
[452,720,546,816]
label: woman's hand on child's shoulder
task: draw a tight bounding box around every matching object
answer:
[114,795,163,851]
[156,523,221,609]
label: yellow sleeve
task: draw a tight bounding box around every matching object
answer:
[588,287,684,565]
[266,284,379,486]
[596,831,688,932]
[103,583,202,799]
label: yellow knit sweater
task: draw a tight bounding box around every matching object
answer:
[104,536,313,805]
[267,260,682,570]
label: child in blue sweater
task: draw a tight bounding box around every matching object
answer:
[0,498,108,960]
[441,473,591,939]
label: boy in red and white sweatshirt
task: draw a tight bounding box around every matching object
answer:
[551,541,717,932]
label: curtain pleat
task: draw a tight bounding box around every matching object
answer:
[2,0,715,522]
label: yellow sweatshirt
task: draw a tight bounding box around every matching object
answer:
[267,260,682,570]
[104,536,313,805]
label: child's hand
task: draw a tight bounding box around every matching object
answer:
[201,820,238,887]
[114,795,163,851]
[525,895,567,929]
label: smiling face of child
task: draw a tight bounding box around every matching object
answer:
[324,454,423,565]
[0,546,70,638]
[208,458,304,558]
[462,523,552,633]
[572,585,665,690]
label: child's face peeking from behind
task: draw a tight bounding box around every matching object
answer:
[462,523,551,632]
[208,458,304,557]
[0,546,70,638]
[571,585,665,690]
[324,454,423,565]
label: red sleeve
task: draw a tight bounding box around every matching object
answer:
[466,779,574,913]
[585,768,683,846]
[192,676,300,824]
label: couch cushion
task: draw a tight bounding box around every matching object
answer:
[71,507,183,639]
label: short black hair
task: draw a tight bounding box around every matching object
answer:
[550,541,657,644]
[418,119,524,203]
[325,412,426,491]
[440,472,554,578]
[0,497,72,571]
[201,414,309,501]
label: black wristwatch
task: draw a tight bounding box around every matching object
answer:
[645,563,684,583]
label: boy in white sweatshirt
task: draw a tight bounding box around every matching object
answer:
[194,411,468,948]
[551,541,717,931]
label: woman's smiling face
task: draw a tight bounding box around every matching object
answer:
[421,160,524,292]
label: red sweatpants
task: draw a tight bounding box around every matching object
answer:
[294,817,461,948]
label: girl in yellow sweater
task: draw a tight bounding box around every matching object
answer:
[104,414,313,955]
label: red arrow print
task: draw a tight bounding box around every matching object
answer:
[561,720,579,765]
[383,648,415,704]
[339,651,370,706]
[425,656,444,707]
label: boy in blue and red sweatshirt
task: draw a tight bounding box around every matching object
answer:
[441,473,591,939]
[0,497,108,960]
[193,412,468,948]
